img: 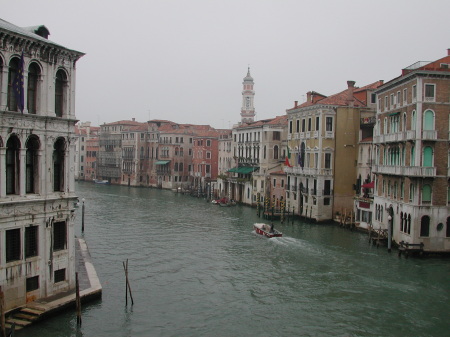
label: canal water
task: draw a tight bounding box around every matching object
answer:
[21,182,449,336]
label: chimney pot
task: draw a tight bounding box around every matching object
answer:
[347,80,356,88]
[294,101,298,107]
[306,91,312,102]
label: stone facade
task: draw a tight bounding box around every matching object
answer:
[0,19,83,310]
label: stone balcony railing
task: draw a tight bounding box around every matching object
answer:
[284,166,333,176]
[373,165,436,177]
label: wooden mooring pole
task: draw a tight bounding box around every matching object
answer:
[123,259,134,306]
[76,272,82,326]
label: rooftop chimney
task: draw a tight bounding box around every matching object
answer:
[306,91,312,103]
[132,118,135,121]
[448,48,450,56]
[347,81,355,107]
[294,101,298,108]
[347,80,356,88]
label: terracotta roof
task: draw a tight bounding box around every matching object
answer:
[237,115,287,128]
[354,80,384,92]
[103,120,143,126]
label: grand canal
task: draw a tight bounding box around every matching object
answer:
[21,182,449,336]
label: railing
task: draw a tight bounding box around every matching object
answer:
[422,130,437,141]
[373,165,436,177]
[284,166,332,176]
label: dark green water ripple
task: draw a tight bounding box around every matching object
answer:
[21,182,450,337]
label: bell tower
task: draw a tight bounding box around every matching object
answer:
[240,67,255,124]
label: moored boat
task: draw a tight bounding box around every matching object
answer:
[93,179,109,184]
[253,223,282,238]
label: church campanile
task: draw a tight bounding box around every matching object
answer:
[240,67,255,124]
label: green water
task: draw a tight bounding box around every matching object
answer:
[21,182,450,336]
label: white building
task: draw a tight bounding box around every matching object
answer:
[0,19,84,310]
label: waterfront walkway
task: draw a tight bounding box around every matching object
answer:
[5,238,102,332]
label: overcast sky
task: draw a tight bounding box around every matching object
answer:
[3,0,449,128]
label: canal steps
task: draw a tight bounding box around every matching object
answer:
[5,307,45,331]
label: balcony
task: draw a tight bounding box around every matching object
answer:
[291,185,297,192]
[373,165,436,177]
[284,166,332,176]
[422,130,437,141]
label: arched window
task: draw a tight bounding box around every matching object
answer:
[53,138,65,192]
[422,184,432,203]
[7,57,22,112]
[273,145,279,160]
[55,69,67,117]
[420,215,430,237]
[423,146,433,167]
[26,136,40,193]
[174,162,179,171]
[27,63,41,114]
[175,147,179,156]
[407,214,411,234]
[423,110,434,131]
[6,135,21,194]
[180,147,184,156]
[400,212,404,232]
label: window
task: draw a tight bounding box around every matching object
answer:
[422,184,432,203]
[54,269,66,283]
[55,69,67,117]
[273,145,279,160]
[325,153,331,169]
[53,221,66,251]
[326,117,333,132]
[308,118,312,131]
[206,152,211,159]
[6,135,20,195]
[424,84,435,101]
[206,140,211,147]
[403,88,407,104]
[423,110,434,131]
[390,93,394,106]
[315,116,320,131]
[296,119,300,132]
[302,119,306,132]
[289,120,293,133]
[7,56,22,112]
[385,96,389,109]
[420,216,430,237]
[27,63,40,114]
[6,228,21,262]
[412,85,417,101]
[25,226,39,258]
[53,138,65,192]
[273,179,276,187]
[371,93,376,104]
[273,132,280,141]
[423,146,433,167]
[26,276,39,292]
[397,91,401,106]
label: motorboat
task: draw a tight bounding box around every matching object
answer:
[93,179,109,184]
[253,223,282,238]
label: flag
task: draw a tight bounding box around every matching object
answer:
[284,156,292,167]
[12,51,25,113]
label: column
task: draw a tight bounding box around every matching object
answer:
[19,147,26,196]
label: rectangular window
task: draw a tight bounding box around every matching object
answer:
[6,228,21,262]
[308,118,312,131]
[26,276,39,292]
[53,221,66,251]
[371,93,376,104]
[424,84,435,100]
[273,179,276,187]
[272,132,280,140]
[390,93,394,106]
[403,88,407,104]
[325,153,331,168]
[397,91,401,105]
[289,121,293,134]
[315,117,319,131]
[206,152,211,159]
[326,117,333,132]
[25,226,39,258]
[54,269,66,283]
[296,119,300,132]
[412,85,417,100]
[302,119,306,132]
[206,165,210,173]
[385,96,389,109]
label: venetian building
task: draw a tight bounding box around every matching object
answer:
[0,19,84,310]
[372,50,450,252]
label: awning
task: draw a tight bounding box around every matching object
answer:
[155,160,170,165]
[388,112,400,116]
[239,167,259,174]
[227,167,259,174]
[361,181,374,189]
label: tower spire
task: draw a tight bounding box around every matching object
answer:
[240,67,255,124]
